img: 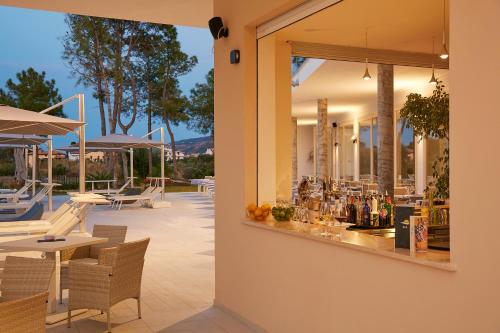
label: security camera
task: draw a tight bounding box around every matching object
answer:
[208,17,229,39]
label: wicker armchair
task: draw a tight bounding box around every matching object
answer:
[0,256,55,333]
[67,238,150,332]
[59,224,127,302]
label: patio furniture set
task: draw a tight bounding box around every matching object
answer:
[0,222,150,332]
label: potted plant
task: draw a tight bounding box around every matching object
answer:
[400,80,449,199]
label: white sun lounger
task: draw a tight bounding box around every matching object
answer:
[110,187,163,210]
[0,180,37,202]
[0,202,89,237]
[0,183,56,212]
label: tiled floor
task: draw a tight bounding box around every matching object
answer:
[25,192,253,333]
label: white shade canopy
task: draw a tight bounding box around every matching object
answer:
[58,145,127,153]
[86,134,164,149]
[0,134,48,145]
[0,144,27,149]
[0,105,84,135]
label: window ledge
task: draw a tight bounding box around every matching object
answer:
[242,219,456,272]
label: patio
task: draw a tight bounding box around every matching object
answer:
[35,192,251,333]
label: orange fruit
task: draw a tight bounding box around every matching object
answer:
[247,203,257,212]
[261,204,271,212]
[254,208,263,217]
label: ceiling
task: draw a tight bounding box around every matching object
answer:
[274,0,449,54]
[292,60,449,121]
[0,0,212,27]
[269,0,450,123]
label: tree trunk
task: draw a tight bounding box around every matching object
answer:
[13,148,26,183]
[377,64,394,198]
[147,97,153,176]
[121,152,129,182]
[164,118,180,179]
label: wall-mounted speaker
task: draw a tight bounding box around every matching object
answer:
[208,17,229,39]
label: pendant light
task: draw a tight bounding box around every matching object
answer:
[439,0,449,59]
[429,64,438,85]
[429,37,438,85]
[362,28,371,80]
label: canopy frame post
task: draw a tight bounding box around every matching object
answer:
[24,148,28,180]
[160,127,165,200]
[32,145,36,195]
[78,94,86,194]
[130,148,134,187]
[48,135,53,212]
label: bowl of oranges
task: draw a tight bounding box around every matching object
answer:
[246,203,271,222]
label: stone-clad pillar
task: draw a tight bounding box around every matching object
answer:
[291,117,298,183]
[377,64,394,197]
[316,98,328,180]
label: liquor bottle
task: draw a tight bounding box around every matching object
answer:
[385,195,393,226]
[357,196,362,225]
[363,198,371,226]
[379,196,388,227]
[346,196,352,223]
[350,196,358,224]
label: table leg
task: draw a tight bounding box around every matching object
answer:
[45,251,58,313]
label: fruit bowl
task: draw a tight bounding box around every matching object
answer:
[246,203,271,222]
[271,206,294,222]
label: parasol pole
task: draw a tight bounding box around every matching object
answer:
[48,135,53,211]
[160,127,165,199]
[78,94,86,194]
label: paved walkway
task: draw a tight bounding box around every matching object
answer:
[43,192,254,333]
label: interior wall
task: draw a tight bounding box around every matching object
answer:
[214,1,500,333]
[257,34,293,203]
[296,125,314,179]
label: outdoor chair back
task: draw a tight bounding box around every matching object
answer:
[108,238,149,305]
[0,256,54,301]
[90,225,128,259]
[0,256,54,333]
[0,291,48,333]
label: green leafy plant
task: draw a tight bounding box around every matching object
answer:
[400,80,449,198]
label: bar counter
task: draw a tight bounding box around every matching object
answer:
[242,219,455,272]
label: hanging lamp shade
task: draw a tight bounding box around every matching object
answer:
[362,61,371,80]
[439,42,449,60]
[429,65,438,85]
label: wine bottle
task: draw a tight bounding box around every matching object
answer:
[363,198,371,226]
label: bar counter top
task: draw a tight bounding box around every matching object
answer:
[242,219,455,272]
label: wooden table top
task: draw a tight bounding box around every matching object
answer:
[0,236,108,252]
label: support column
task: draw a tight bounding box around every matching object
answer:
[334,127,340,179]
[316,98,328,180]
[377,64,394,197]
[370,119,374,181]
[291,117,298,184]
[353,118,360,181]
[415,136,426,195]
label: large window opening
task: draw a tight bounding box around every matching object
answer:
[252,0,451,268]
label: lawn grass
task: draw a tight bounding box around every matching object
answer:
[164,185,198,192]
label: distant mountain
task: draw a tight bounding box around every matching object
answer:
[168,136,213,155]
